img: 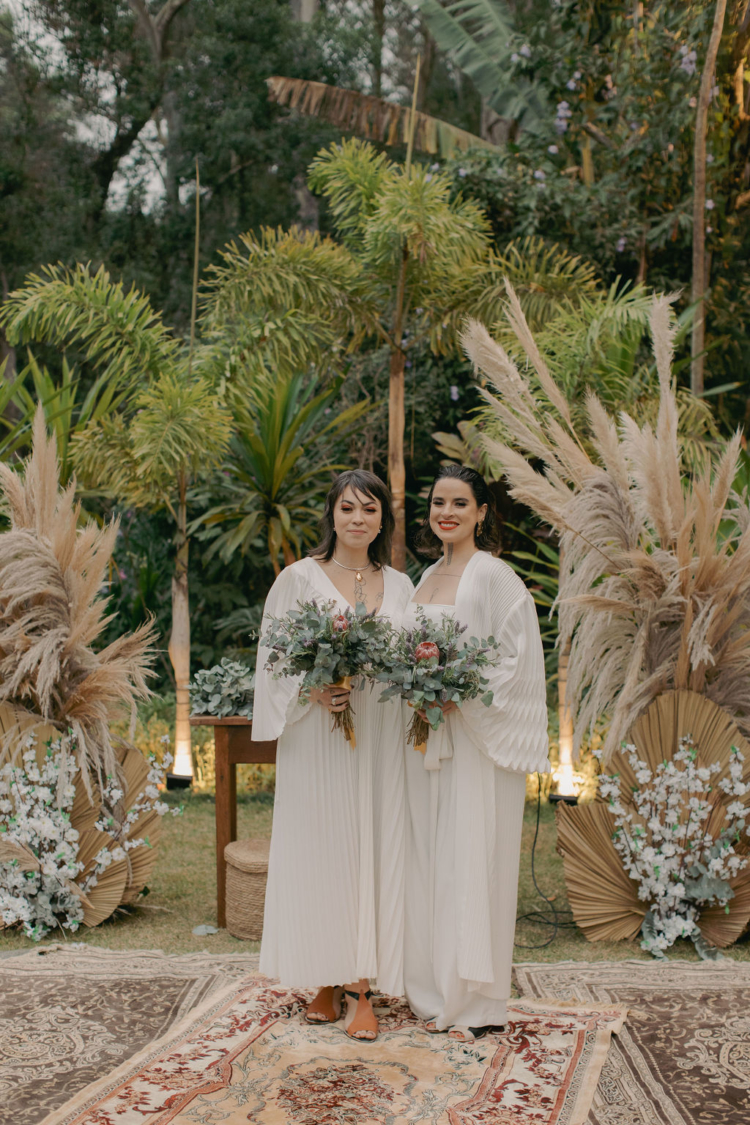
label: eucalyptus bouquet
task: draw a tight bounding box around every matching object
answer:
[263,599,393,746]
[372,609,496,751]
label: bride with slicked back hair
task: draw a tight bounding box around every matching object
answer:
[253,469,413,1042]
[402,463,549,1043]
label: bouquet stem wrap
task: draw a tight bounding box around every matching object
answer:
[332,675,356,748]
[407,702,428,754]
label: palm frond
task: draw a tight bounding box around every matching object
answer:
[0,264,178,388]
[414,0,548,129]
[267,75,497,159]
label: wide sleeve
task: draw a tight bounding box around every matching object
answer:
[251,564,313,742]
[456,591,550,774]
[390,568,415,620]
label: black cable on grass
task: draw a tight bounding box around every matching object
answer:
[514,774,577,950]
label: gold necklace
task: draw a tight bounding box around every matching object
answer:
[331,555,373,583]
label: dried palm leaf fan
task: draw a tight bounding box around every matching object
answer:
[115,742,162,904]
[75,828,129,927]
[0,406,155,796]
[557,691,750,947]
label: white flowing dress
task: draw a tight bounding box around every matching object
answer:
[403,551,549,1030]
[252,556,414,993]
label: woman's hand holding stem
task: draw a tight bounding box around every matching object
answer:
[310,685,352,713]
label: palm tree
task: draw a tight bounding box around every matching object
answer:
[204,138,492,569]
[1,265,232,780]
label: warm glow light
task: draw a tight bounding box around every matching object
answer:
[172,739,194,778]
[555,761,578,797]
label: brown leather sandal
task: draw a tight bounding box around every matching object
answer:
[344,988,379,1041]
[305,986,343,1024]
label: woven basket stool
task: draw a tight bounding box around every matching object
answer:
[224,838,270,941]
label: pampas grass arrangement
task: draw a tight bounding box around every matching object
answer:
[0,411,180,937]
[462,291,750,762]
[0,406,154,791]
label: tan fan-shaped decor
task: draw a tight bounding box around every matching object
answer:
[0,702,165,934]
[115,742,162,904]
[612,690,750,799]
[556,800,646,941]
[557,690,750,948]
[76,828,129,928]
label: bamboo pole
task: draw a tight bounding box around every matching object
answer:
[691,0,727,397]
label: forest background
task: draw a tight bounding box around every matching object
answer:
[2,0,750,734]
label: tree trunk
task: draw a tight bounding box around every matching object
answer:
[691,0,728,396]
[556,638,576,797]
[372,0,386,97]
[168,471,193,778]
[0,271,16,384]
[388,246,409,571]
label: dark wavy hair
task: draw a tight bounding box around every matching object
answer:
[310,470,394,568]
[414,464,501,558]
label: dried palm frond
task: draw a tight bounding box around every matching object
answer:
[0,407,155,790]
[267,76,496,159]
[556,800,646,941]
[114,741,162,904]
[76,828,129,927]
[557,692,750,948]
[462,292,750,759]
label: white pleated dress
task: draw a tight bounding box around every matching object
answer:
[403,551,550,1030]
[252,557,414,993]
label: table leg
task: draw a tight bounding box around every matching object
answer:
[215,727,231,929]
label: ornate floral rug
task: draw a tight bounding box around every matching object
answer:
[0,945,262,1125]
[32,970,626,1125]
[513,959,750,1125]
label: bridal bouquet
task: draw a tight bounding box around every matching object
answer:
[373,609,496,751]
[262,599,393,746]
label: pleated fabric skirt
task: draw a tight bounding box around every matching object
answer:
[403,734,527,1030]
[259,681,405,995]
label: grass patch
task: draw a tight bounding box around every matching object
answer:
[2,794,749,962]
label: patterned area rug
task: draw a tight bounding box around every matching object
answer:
[0,945,261,1125]
[34,971,626,1125]
[513,959,750,1125]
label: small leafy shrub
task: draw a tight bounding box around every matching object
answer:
[189,658,255,720]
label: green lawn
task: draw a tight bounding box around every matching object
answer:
[2,794,749,963]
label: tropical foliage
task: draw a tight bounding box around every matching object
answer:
[197,372,368,573]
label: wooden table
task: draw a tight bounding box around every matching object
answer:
[190,716,276,928]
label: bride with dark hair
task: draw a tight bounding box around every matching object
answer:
[252,470,413,1042]
[404,464,549,1042]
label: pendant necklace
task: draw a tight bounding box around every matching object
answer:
[332,555,373,583]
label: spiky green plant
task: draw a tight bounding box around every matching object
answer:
[196,372,368,574]
[461,290,750,760]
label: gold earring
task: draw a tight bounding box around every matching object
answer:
[477,520,484,535]
[379,524,383,531]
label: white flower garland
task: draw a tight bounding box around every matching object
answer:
[0,731,179,941]
[597,736,750,957]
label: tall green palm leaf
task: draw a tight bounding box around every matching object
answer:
[414,0,548,131]
[10,352,132,484]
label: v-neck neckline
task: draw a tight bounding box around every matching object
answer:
[411,550,483,607]
[309,557,390,615]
